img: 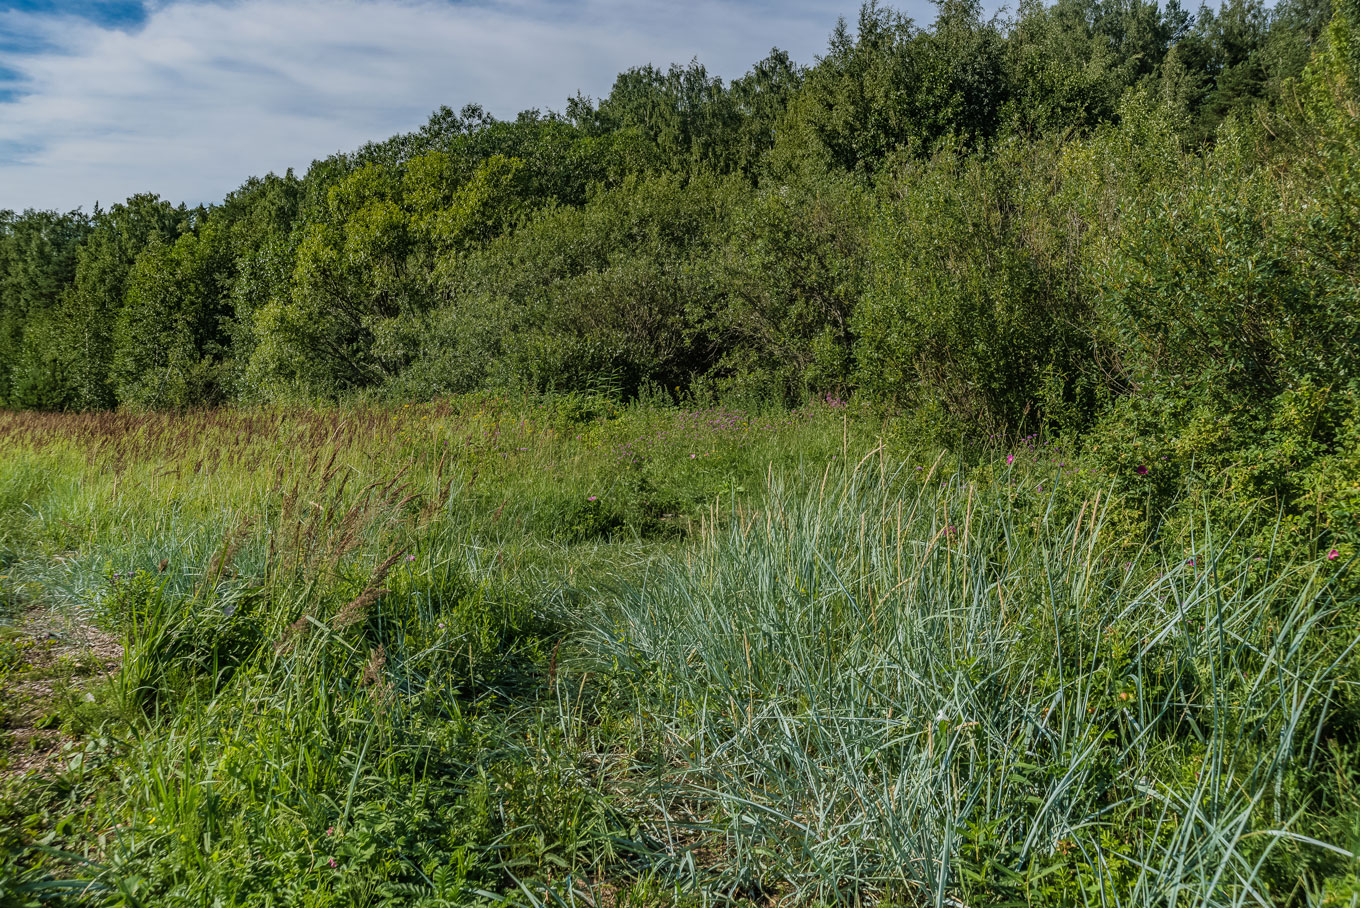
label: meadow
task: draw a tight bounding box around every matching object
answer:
[0,397,1356,907]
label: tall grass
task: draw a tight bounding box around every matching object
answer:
[588,455,1360,905]
[1,404,1356,906]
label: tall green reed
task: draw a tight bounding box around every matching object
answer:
[587,454,1358,905]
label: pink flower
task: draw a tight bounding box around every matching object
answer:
[1328,548,1340,561]
[587,496,598,502]
[690,453,696,459]
[1005,454,1015,465]
[328,858,337,869]
[326,826,335,836]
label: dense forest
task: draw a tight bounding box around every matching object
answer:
[2,0,1358,527]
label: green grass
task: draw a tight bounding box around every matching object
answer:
[0,399,1355,906]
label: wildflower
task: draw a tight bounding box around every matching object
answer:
[1006,454,1015,465]
[1135,465,1149,475]
[1328,548,1340,561]
[690,453,697,459]
[405,554,415,562]
[328,858,337,869]
[326,826,335,836]
[587,495,598,502]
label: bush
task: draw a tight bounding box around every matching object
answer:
[855,137,1099,439]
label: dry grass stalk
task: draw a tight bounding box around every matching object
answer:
[331,588,389,631]
[330,548,406,630]
[367,550,406,589]
[361,644,387,686]
[206,516,255,584]
[273,614,312,653]
[361,645,395,710]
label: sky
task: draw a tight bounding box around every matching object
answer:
[0,0,952,212]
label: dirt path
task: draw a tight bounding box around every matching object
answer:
[0,605,121,780]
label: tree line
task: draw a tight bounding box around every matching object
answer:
[3,0,1358,516]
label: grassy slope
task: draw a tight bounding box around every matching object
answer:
[0,398,1356,907]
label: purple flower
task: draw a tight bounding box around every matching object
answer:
[1328,548,1340,561]
[406,554,415,562]
[1006,454,1015,465]
[1135,465,1149,475]
[587,496,598,502]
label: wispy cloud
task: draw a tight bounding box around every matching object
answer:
[0,0,888,212]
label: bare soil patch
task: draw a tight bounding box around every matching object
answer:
[0,605,121,780]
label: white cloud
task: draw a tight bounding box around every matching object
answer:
[0,0,889,211]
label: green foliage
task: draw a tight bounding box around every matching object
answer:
[714,173,869,400]
[391,170,743,398]
[114,221,235,408]
[62,195,193,410]
[768,0,1006,177]
[0,0,1350,430]
[583,61,746,174]
[856,137,1098,436]
[1080,46,1360,545]
[247,153,532,399]
[0,209,90,409]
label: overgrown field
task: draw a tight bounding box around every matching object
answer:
[0,399,1357,906]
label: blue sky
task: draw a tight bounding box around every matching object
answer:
[1,1,144,99]
[0,0,973,212]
